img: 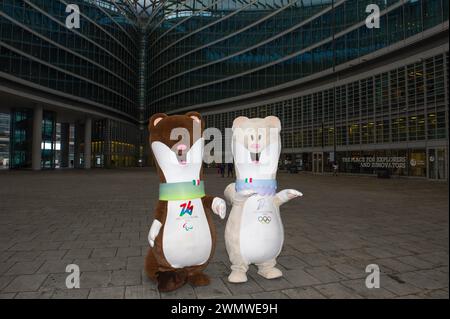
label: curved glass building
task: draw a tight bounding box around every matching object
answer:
[0,0,449,179]
[1,0,142,168]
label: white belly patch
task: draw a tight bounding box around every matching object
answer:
[239,196,284,264]
[162,198,212,268]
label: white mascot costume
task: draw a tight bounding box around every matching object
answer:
[224,116,302,283]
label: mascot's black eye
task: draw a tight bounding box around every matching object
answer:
[258,134,262,140]
[250,135,254,141]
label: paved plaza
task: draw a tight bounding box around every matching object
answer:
[0,169,448,299]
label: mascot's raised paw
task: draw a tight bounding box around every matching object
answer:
[287,189,303,199]
[212,197,227,219]
[275,189,303,206]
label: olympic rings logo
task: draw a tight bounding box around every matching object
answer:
[258,216,271,224]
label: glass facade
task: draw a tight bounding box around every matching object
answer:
[92,118,140,168]
[146,0,449,114]
[0,0,448,176]
[9,108,57,169]
[203,52,449,177]
[0,0,139,118]
[0,0,142,168]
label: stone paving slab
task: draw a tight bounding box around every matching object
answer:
[282,286,326,299]
[0,169,448,299]
[125,285,159,299]
[194,278,233,299]
[88,286,125,299]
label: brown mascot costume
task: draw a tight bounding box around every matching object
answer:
[144,112,227,292]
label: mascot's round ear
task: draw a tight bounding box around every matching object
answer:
[185,111,204,130]
[185,111,202,123]
[264,116,281,130]
[232,116,248,130]
[148,113,167,132]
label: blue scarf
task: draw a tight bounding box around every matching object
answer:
[235,178,277,196]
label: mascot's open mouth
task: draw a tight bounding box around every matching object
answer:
[175,144,188,165]
[250,151,261,163]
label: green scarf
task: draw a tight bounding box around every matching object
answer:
[159,180,205,201]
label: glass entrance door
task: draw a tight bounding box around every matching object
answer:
[427,148,447,180]
[436,148,447,180]
[427,149,436,179]
[10,108,33,169]
[312,152,323,174]
[41,111,56,169]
